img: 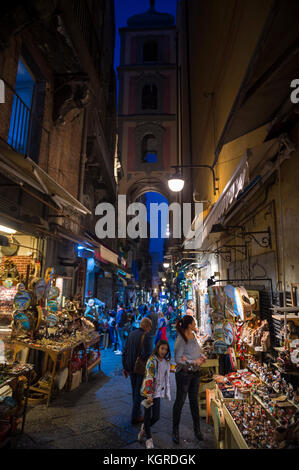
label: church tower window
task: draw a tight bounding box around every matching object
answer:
[142,134,158,163]
[143,41,158,62]
[142,83,158,110]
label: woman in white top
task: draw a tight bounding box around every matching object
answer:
[139,340,171,449]
[172,315,206,445]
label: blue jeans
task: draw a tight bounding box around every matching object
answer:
[109,326,116,344]
[130,373,144,421]
[117,327,126,352]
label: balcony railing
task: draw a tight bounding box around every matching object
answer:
[0,78,49,163]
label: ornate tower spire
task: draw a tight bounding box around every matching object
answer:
[150,0,155,10]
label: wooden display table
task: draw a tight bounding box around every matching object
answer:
[202,358,219,374]
[12,333,101,405]
[198,358,219,417]
[12,340,83,406]
[0,365,33,447]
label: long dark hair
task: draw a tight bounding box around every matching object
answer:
[176,315,194,343]
[153,340,171,361]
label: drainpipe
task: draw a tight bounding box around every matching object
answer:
[78,108,88,203]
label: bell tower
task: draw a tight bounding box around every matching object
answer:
[118,1,177,201]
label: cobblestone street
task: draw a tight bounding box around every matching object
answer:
[16,338,216,450]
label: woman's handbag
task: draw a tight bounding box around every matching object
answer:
[133,333,146,375]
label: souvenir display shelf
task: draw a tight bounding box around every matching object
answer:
[0,363,33,448]
[210,361,299,448]
[210,389,279,449]
[200,283,299,449]
[12,332,101,406]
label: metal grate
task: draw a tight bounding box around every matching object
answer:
[270,291,293,347]
[242,284,280,348]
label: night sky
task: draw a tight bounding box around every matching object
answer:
[114,0,177,71]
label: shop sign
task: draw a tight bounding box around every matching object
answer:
[100,245,119,265]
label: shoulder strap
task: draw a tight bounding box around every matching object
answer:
[138,333,146,354]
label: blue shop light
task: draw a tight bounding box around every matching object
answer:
[117,269,127,277]
[77,245,94,253]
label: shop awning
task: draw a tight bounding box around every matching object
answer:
[184,138,280,249]
[97,244,119,266]
[184,155,248,249]
[0,142,91,215]
[215,1,299,156]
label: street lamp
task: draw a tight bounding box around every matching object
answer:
[168,165,219,195]
[163,262,170,268]
[167,170,185,192]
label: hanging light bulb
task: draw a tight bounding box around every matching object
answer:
[168,171,184,192]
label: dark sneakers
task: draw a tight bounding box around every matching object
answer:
[194,429,204,441]
[172,427,179,444]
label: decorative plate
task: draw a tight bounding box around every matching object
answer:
[13,290,31,311]
[47,286,60,300]
[223,321,236,346]
[46,313,58,327]
[14,311,31,331]
[34,279,46,301]
[47,300,58,313]
[214,322,225,340]
[56,368,69,390]
[214,340,228,354]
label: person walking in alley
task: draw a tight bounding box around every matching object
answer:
[122,317,152,425]
[108,310,117,350]
[138,340,171,449]
[172,315,206,445]
[154,312,168,345]
[115,303,127,355]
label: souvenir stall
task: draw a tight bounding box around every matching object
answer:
[0,362,34,447]
[202,283,299,449]
[0,231,45,445]
[0,232,42,344]
[8,267,101,406]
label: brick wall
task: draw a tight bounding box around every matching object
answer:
[1,255,33,279]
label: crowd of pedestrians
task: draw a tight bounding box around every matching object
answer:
[84,298,206,449]
[120,302,206,449]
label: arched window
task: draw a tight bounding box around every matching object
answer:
[143,41,158,62]
[142,134,158,163]
[142,84,158,110]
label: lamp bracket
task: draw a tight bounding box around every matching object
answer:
[172,164,219,196]
[243,227,272,249]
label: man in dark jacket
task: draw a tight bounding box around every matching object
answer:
[122,317,152,425]
[145,305,159,351]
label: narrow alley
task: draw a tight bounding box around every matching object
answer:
[16,338,216,450]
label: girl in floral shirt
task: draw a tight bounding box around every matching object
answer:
[139,340,171,449]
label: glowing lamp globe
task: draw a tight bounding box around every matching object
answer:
[168,175,184,192]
